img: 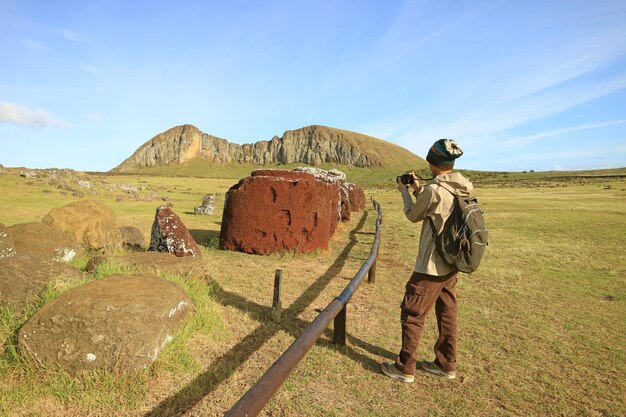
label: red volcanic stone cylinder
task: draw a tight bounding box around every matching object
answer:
[149,206,202,257]
[348,183,366,212]
[219,170,340,255]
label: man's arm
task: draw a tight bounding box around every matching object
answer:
[400,185,435,223]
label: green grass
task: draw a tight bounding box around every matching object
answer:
[0,253,226,416]
[0,169,625,416]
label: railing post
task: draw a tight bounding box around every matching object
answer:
[333,305,346,345]
[367,259,377,284]
[271,269,283,322]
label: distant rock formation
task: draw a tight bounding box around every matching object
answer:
[113,124,415,172]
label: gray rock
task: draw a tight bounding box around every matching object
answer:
[118,226,145,250]
[194,193,215,215]
[17,274,194,373]
[20,170,37,179]
[120,183,137,193]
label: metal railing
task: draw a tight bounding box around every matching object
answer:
[225,200,383,417]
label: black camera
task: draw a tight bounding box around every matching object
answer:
[396,173,414,185]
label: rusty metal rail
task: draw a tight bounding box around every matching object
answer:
[225,200,383,417]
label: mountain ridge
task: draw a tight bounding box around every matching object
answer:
[112,124,426,172]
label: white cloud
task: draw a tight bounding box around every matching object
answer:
[0,101,68,128]
[499,120,626,147]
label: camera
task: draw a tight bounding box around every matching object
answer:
[396,173,414,185]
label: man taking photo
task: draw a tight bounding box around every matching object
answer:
[381,138,472,383]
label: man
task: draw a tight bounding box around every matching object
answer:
[381,138,472,383]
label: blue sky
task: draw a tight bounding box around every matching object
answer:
[1,0,625,172]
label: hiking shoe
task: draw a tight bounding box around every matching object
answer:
[380,362,415,383]
[418,361,456,380]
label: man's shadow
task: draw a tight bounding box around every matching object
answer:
[144,209,394,417]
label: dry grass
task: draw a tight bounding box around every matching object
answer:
[0,171,625,416]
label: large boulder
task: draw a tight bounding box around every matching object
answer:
[347,183,366,212]
[0,256,84,312]
[0,223,16,258]
[17,274,194,373]
[118,226,145,250]
[8,222,78,262]
[86,252,208,278]
[41,200,121,249]
[219,169,340,255]
[149,206,202,257]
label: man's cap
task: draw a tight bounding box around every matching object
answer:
[426,139,463,169]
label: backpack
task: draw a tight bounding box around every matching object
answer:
[431,183,488,273]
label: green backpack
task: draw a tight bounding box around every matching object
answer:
[432,184,488,273]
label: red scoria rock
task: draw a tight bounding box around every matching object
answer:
[149,206,202,257]
[219,170,340,255]
[347,183,366,212]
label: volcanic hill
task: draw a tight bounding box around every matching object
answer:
[112,125,426,174]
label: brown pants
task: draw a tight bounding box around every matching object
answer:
[394,270,458,375]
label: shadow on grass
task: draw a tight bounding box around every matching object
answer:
[144,209,388,416]
[188,229,220,247]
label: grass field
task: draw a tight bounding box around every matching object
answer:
[0,169,624,416]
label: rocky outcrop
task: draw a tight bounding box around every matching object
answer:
[219,170,340,255]
[113,124,401,171]
[41,200,121,250]
[17,274,193,373]
[148,206,202,257]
